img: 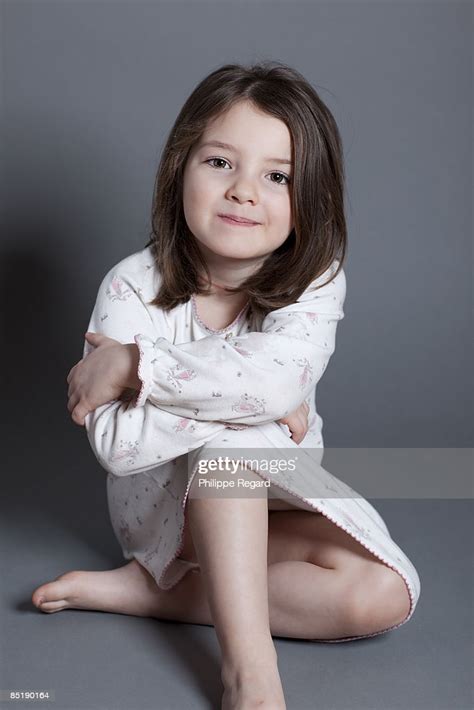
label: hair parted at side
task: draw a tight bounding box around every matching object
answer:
[144,60,347,331]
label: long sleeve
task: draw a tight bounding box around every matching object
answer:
[134,261,346,424]
[82,260,229,477]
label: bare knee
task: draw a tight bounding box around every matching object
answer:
[349,563,411,634]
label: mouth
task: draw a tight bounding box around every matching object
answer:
[218,214,261,227]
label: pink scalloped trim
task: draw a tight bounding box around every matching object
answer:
[191,293,249,334]
[157,458,419,641]
[133,334,149,408]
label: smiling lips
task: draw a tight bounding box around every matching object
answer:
[218,214,261,226]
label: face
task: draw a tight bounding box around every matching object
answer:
[182,100,294,280]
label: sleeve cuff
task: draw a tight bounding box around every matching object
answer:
[132,334,156,408]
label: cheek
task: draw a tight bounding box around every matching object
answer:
[268,195,293,230]
[184,177,214,214]
[183,178,205,224]
[183,185,217,240]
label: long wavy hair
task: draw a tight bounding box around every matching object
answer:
[145,60,347,331]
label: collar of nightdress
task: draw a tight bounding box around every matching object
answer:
[190,293,250,337]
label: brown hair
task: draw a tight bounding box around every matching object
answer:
[145,60,347,331]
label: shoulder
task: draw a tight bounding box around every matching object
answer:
[260,259,346,331]
[97,245,162,296]
[297,258,347,305]
[101,245,155,282]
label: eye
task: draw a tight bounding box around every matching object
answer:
[269,172,291,186]
[204,158,291,186]
[205,157,231,170]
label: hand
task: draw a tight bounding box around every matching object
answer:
[277,401,310,445]
[66,332,139,426]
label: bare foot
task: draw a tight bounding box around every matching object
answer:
[32,562,287,708]
[31,559,163,617]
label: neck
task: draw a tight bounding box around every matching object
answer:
[197,241,265,290]
[210,279,237,290]
[196,270,251,304]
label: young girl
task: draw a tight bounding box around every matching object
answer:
[32,62,421,710]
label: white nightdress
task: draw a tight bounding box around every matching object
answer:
[83,245,421,643]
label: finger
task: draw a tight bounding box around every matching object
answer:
[66,359,85,384]
[289,423,305,442]
[71,404,87,426]
[293,416,309,442]
[67,393,80,414]
[85,332,115,347]
[67,373,83,397]
[297,412,308,427]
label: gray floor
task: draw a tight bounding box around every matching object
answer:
[1,444,472,710]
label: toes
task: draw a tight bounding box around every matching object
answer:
[32,585,53,607]
[32,589,48,607]
[32,574,79,608]
[38,599,69,613]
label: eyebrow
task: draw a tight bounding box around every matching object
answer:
[199,140,292,166]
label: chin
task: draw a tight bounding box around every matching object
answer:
[199,239,262,260]
[213,249,262,261]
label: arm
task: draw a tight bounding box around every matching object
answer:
[133,261,346,424]
[82,260,229,477]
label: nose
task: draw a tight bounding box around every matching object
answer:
[225,174,258,204]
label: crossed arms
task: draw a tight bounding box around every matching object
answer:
[82,259,346,477]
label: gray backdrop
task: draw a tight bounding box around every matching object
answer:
[1,2,472,710]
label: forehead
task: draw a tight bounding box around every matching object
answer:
[198,102,292,158]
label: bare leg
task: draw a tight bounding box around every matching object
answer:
[186,462,286,710]
[31,525,408,641]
